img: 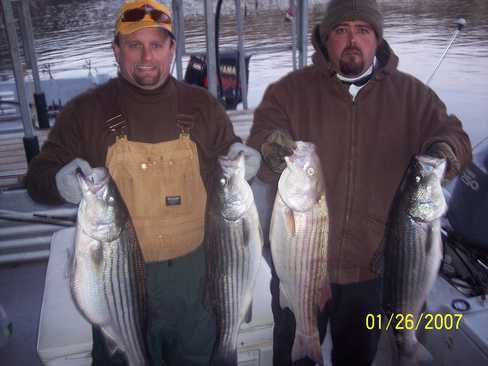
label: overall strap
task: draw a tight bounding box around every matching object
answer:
[175,83,196,137]
[102,80,128,138]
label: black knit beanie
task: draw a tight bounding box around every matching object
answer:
[319,0,383,42]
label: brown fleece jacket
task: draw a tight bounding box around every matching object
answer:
[25,76,239,205]
[247,26,472,284]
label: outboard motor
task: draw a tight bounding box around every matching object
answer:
[0,304,12,348]
[447,140,488,250]
[184,52,251,110]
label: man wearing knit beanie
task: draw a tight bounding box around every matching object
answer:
[319,0,383,43]
[319,0,383,83]
[247,0,471,365]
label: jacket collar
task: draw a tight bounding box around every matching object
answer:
[310,24,399,82]
[117,74,176,104]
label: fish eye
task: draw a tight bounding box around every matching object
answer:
[306,167,315,176]
[415,175,421,183]
[220,178,227,186]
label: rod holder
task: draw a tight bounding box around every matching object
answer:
[23,136,40,163]
[34,93,50,129]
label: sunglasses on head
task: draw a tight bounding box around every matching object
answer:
[121,5,171,24]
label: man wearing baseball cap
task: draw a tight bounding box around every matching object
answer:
[248,0,471,365]
[25,1,260,365]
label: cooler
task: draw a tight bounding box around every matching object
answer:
[37,228,92,366]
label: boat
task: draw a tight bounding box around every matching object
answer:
[0,74,112,131]
[0,1,486,364]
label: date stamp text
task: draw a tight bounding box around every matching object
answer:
[365,313,463,331]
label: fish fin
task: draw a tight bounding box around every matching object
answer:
[283,208,296,236]
[279,286,291,310]
[65,247,73,280]
[89,241,104,266]
[241,216,251,247]
[211,350,238,366]
[244,301,253,323]
[391,328,434,366]
[398,340,434,366]
[318,282,331,311]
[201,264,214,311]
[370,239,385,275]
[383,327,401,366]
[101,329,121,357]
[424,224,441,255]
[291,331,324,365]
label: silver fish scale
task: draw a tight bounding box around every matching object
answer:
[102,223,147,365]
[383,218,441,318]
[270,193,329,364]
[289,202,326,333]
[206,196,263,365]
[71,171,149,366]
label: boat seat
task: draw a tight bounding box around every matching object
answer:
[37,228,92,366]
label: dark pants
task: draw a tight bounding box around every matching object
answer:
[271,264,382,366]
[92,245,216,366]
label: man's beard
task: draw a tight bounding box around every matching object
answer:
[339,47,365,77]
[132,65,165,90]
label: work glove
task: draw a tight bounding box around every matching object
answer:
[55,158,93,204]
[261,129,297,174]
[425,142,461,182]
[227,142,262,181]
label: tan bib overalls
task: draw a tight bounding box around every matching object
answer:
[106,131,206,262]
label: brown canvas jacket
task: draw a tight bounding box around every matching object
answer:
[247,25,472,284]
[25,76,240,205]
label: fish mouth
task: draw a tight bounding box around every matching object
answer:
[285,142,315,168]
[79,168,110,194]
[218,153,245,182]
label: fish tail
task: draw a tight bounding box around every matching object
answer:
[291,332,324,365]
[211,348,238,366]
[395,331,434,366]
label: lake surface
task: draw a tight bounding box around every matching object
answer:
[1,0,487,146]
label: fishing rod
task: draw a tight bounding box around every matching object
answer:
[0,209,75,227]
[425,18,466,85]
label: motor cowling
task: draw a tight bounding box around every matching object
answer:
[0,304,12,348]
[447,141,488,249]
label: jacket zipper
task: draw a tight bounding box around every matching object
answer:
[341,97,358,268]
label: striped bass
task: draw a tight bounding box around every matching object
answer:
[270,141,329,365]
[70,167,149,366]
[382,155,447,365]
[205,152,263,366]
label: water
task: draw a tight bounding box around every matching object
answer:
[0,0,487,145]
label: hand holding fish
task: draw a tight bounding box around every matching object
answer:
[425,141,460,182]
[55,158,93,204]
[227,142,262,181]
[261,129,297,174]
